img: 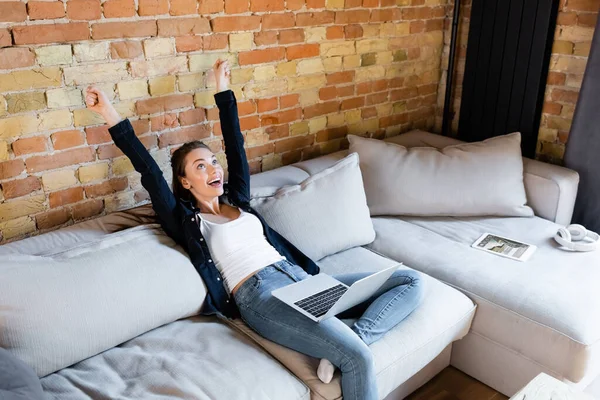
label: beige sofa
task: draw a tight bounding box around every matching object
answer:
[2,129,595,399]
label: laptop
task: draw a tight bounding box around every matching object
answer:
[272,264,402,323]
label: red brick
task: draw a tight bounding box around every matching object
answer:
[301,144,321,161]
[67,0,102,20]
[543,102,563,115]
[286,0,305,10]
[85,177,128,198]
[319,86,337,100]
[567,0,599,11]
[274,135,314,153]
[389,77,404,88]
[373,79,389,92]
[266,124,289,140]
[362,106,377,118]
[257,97,278,112]
[262,12,295,29]
[158,125,211,147]
[136,94,194,115]
[417,83,436,96]
[551,88,579,103]
[12,137,47,156]
[151,113,179,131]
[366,92,388,105]
[344,24,363,38]
[238,101,256,115]
[327,71,354,84]
[390,87,419,101]
[0,29,11,48]
[280,94,299,108]
[249,160,261,174]
[345,0,362,8]
[371,8,399,22]
[86,120,149,144]
[246,143,275,159]
[402,7,433,19]
[425,19,444,32]
[36,208,71,230]
[335,10,370,24]
[363,0,378,6]
[578,13,598,28]
[28,1,65,20]
[286,43,319,60]
[341,96,365,110]
[296,11,334,26]
[239,47,285,65]
[225,0,248,13]
[170,0,197,15]
[26,148,95,173]
[282,149,301,165]
[0,48,35,70]
[211,16,261,32]
[206,107,220,120]
[71,199,104,220]
[176,36,203,52]
[0,160,24,180]
[200,0,224,13]
[380,113,409,128]
[157,17,210,36]
[102,0,136,18]
[261,108,302,126]
[92,21,158,40]
[49,187,84,208]
[254,31,278,46]
[279,29,304,44]
[316,126,347,142]
[13,23,90,45]
[138,0,169,15]
[98,135,156,159]
[203,34,228,50]
[110,41,143,59]
[51,130,85,150]
[326,26,344,40]
[1,177,41,199]
[239,115,260,130]
[357,82,372,94]
[307,0,324,7]
[304,100,340,118]
[179,108,206,126]
[410,20,425,33]
[0,2,27,23]
[251,0,284,12]
[212,121,222,135]
[337,85,354,97]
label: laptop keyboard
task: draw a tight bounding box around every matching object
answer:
[294,284,348,318]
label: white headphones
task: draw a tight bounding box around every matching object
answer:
[554,224,600,252]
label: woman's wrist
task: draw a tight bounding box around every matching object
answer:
[216,84,229,94]
[103,108,122,127]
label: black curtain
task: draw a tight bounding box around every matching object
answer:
[564,14,600,232]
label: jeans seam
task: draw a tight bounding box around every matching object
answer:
[361,277,418,334]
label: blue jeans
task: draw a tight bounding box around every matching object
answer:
[233,259,424,400]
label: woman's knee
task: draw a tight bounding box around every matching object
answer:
[339,340,374,374]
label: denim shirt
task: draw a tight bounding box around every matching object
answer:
[108,90,320,319]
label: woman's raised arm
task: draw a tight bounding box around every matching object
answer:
[213,60,251,206]
[85,87,183,243]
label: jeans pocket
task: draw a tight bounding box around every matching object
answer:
[234,275,262,309]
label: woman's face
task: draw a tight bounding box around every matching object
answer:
[180,147,224,201]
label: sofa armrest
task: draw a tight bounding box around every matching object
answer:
[522,158,579,226]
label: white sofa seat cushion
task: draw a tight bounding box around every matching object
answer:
[226,247,475,400]
[367,215,600,382]
[40,316,310,400]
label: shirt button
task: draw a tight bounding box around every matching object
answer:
[226,300,230,303]
[200,238,204,242]
[191,217,195,222]
[217,277,221,281]
[208,259,213,263]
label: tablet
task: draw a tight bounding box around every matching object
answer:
[472,233,536,262]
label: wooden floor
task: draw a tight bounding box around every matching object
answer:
[406,367,509,400]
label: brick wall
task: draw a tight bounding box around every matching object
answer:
[0,0,446,243]
[438,0,598,164]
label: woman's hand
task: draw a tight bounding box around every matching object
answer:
[85,86,121,127]
[213,59,231,93]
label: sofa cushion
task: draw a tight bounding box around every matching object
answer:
[347,133,534,218]
[250,153,375,261]
[0,225,206,377]
[0,348,44,400]
[367,214,600,383]
[40,316,310,400]
[226,246,476,400]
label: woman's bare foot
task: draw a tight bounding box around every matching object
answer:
[317,358,335,384]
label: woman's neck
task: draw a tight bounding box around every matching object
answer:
[196,197,221,215]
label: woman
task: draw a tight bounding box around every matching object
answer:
[86,59,424,400]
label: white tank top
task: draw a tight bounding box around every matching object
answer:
[199,209,285,293]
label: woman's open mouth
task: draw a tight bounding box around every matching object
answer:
[208,177,222,188]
